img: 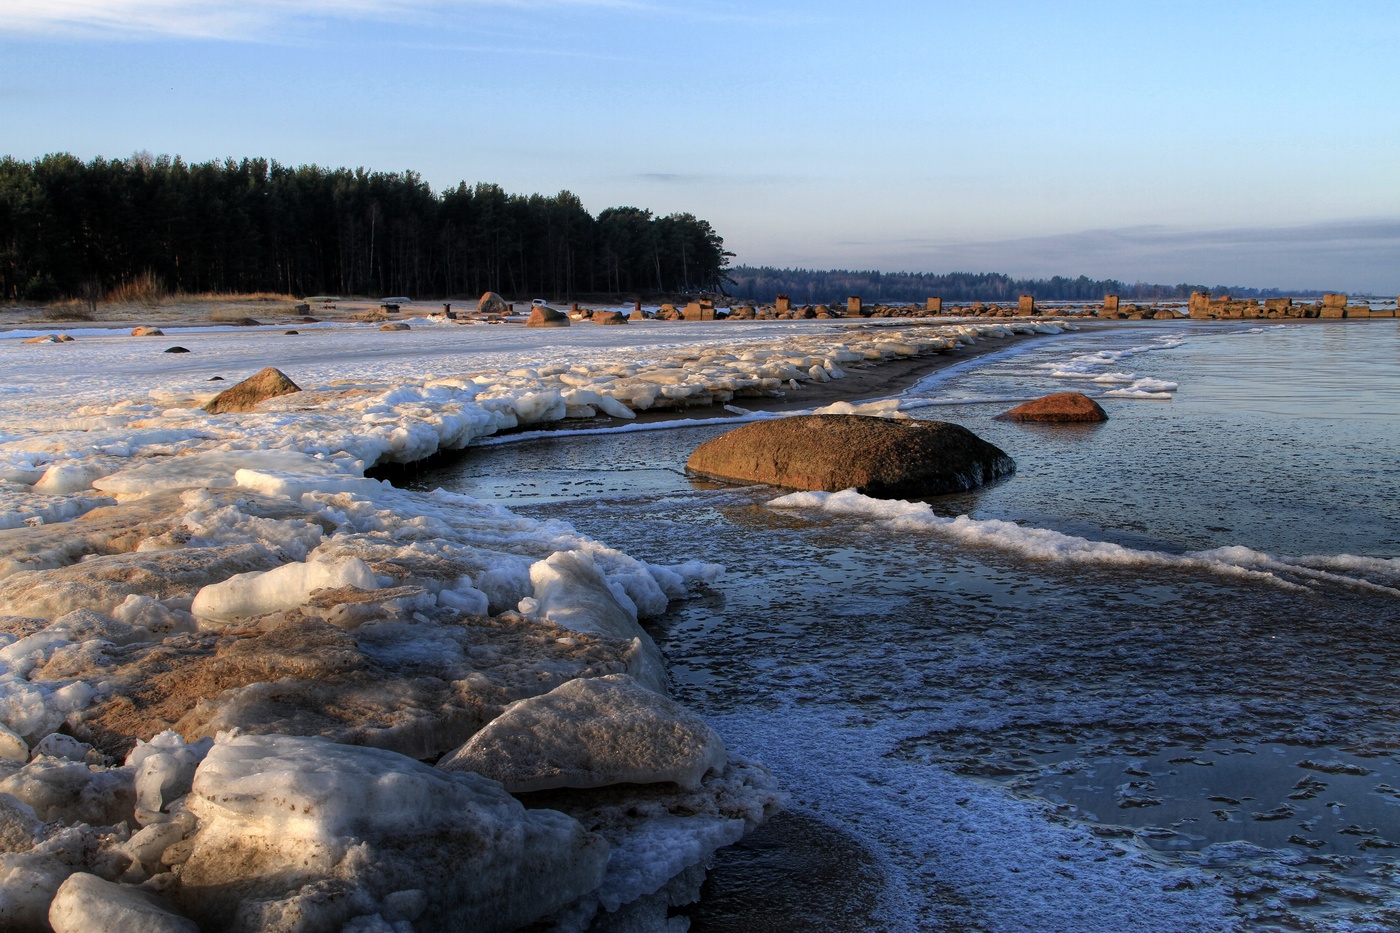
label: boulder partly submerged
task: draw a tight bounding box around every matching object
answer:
[996,391,1108,423]
[686,414,1014,499]
[202,367,301,414]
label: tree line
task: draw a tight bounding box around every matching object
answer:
[726,266,1313,304]
[0,153,733,302]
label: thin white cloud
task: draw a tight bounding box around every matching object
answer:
[1,0,658,39]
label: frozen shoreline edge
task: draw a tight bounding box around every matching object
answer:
[0,318,1074,932]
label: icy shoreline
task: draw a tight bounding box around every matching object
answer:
[0,317,1066,931]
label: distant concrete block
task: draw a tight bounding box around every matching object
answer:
[926,297,942,313]
[775,294,791,313]
[1016,295,1036,316]
[847,296,862,316]
[1103,295,1119,312]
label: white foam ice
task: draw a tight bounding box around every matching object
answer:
[1047,333,1187,396]
[707,703,1239,933]
[768,489,1400,596]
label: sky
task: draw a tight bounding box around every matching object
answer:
[2,0,1398,292]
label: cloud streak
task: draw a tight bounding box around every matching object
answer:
[814,220,1400,293]
[1,0,657,39]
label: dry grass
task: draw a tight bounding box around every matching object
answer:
[180,290,297,303]
[208,307,271,323]
[106,271,166,306]
[41,301,97,321]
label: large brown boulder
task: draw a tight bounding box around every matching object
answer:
[202,367,301,414]
[525,306,570,328]
[996,392,1107,423]
[686,414,1014,498]
[592,310,627,325]
[478,291,508,316]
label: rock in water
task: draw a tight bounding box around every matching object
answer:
[177,733,609,932]
[379,321,410,331]
[439,674,727,792]
[478,291,508,316]
[131,326,164,337]
[202,367,301,414]
[686,414,1014,498]
[996,392,1108,423]
[526,306,570,328]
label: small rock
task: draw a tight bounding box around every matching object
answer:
[379,322,411,332]
[996,392,1108,423]
[163,346,189,354]
[592,310,628,325]
[207,376,224,381]
[202,367,301,414]
[131,326,164,337]
[283,330,299,335]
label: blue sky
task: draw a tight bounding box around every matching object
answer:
[3,0,1398,292]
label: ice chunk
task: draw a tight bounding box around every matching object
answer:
[32,462,110,496]
[439,674,726,792]
[93,450,350,500]
[0,757,135,825]
[30,734,92,763]
[190,556,379,624]
[179,733,609,932]
[111,595,192,635]
[528,551,667,693]
[126,732,213,824]
[233,467,381,500]
[0,793,43,852]
[0,724,28,763]
[49,872,199,933]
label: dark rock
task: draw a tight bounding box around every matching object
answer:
[203,368,301,414]
[478,291,508,316]
[686,414,1014,499]
[996,392,1108,423]
[164,346,190,354]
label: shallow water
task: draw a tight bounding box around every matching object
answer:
[413,320,1400,932]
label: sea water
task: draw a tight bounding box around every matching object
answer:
[413,320,1400,932]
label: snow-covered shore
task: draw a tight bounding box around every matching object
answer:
[0,316,1067,931]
